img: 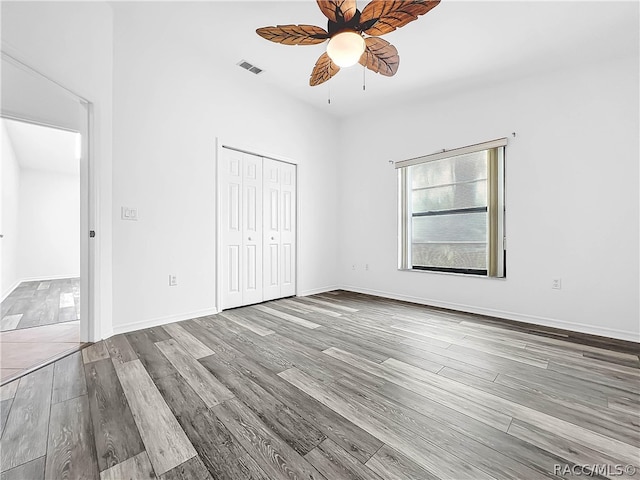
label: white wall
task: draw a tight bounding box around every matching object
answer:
[337,55,640,342]
[16,169,80,281]
[110,4,340,333]
[1,123,21,298]
[2,1,114,338]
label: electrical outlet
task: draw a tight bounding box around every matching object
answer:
[365,264,369,271]
[352,264,356,270]
[552,278,561,290]
[169,274,178,286]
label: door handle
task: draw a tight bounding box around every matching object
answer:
[248,237,252,241]
[271,237,275,240]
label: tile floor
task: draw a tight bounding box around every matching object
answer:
[1,278,80,332]
[1,279,82,383]
[0,320,82,383]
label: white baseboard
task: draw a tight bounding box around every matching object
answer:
[20,274,79,282]
[108,288,339,339]
[339,285,640,343]
[100,327,114,341]
[297,285,340,297]
[111,307,218,337]
[1,280,22,302]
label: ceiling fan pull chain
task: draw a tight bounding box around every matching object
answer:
[363,65,366,91]
[328,82,331,104]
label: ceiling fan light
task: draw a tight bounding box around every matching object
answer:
[326,31,365,68]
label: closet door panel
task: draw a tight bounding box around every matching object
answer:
[267,244,279,287]
[221,149,244,308]
[263,159,282,301]
[242,154,263,305]
[280,162,297,297]
[228,246,240,294]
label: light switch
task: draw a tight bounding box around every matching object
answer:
[121,206,138,221]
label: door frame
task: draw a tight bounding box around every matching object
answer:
[1,52,99,342]
[215,138,299,313]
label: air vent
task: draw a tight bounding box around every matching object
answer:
[237,60,264,75]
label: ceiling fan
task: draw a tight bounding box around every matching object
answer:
[256,0,440,86]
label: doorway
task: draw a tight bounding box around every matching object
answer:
[0,53,94,384]
[218,145,297,311]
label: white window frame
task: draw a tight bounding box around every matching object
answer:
[397,138,507,277]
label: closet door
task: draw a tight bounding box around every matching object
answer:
[262,159,281,301]
[263,159,296,301]
[221,150,295,309]
[242,155,263,305]
[220,148,244,308]
[280,161,296,297]
[220,149,263,308]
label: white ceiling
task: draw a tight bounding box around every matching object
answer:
[3,118,79,176]
[115,1,639,117]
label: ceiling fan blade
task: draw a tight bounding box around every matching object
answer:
[316,0,357,23]
[256,25,329,45]
[359,37,399,76]
[360,0,440,36]
[310,52,340,86]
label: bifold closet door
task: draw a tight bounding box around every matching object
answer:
[220,149,263,309]
[263,158,296,301]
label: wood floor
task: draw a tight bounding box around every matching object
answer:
[1,278,80,331]
[1,291,638,479]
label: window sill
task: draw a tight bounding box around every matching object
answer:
[397,267,506,279]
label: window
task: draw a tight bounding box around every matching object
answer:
[397,138,506,277]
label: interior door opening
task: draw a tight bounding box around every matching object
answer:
[1,52,94,385]
[1,117,81,329]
